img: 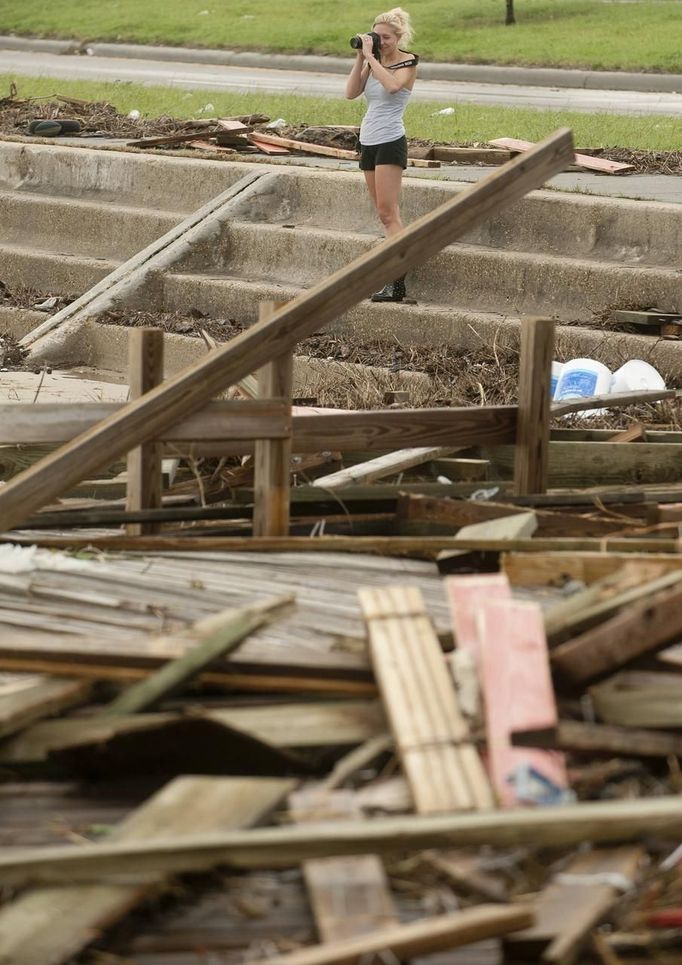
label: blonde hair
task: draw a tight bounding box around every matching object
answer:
[373,7,414,47]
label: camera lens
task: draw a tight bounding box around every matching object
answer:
[350,35,362,49]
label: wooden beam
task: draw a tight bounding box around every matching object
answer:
[0,129,574,532]
[253,302,293,537]
[514,317,554,495]
[551,582,682,685]
[511,719,682,759]
[126,328,164,536]
[0,676,91,740]
[254,905,534,965]
[502,552,682,588]
[0,776,293,965]
[1,795,682,885]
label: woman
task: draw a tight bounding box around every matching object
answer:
[345,7,418,303]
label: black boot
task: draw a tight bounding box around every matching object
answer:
[371,276,406,303]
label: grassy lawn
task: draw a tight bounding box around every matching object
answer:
[2,74,680,150]
[1,0,681,73]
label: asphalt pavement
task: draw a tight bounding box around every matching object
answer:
[1,36,682,116]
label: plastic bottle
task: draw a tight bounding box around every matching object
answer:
[611,359,666,394]
[554,358,612,402]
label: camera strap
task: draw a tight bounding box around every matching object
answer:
[387,56,419,70]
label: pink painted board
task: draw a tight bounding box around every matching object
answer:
[444,573,512,659]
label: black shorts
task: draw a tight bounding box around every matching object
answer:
[359,135,408,171]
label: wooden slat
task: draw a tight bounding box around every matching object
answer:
[511,719,682,759]
[0,129,574,533]
[253,302,293,537]
[489,136,634,173]
[312,446,459,490]
[3,796,682,883]
[502,552,682,588]
[126,328,164,536]
[255,905,534,965]
[513,317,553,495]
[358,586,493,813]
[0,776,293,965]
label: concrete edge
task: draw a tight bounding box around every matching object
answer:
[1,34,681,93]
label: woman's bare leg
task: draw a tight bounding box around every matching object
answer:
[374,164,404,237]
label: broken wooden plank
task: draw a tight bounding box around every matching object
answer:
[290,787,398,942]
[358,586,493,812]
[127,130,219,147]
[249,135,291,154]
[505,846,642,963]
[2,796,682,884]
[502,552,682,588]
[0,776,293,965]
[0,675,91,740]
[431,146,513,164]
[97,594,293,716]
[0,129,574,532]
[590,671,682,729]
[489,136,634,174]
[312,446,459,490]
[247,131,358,159]
[551,581,682,685]
[514,316,554,495]
[255,905,535,965]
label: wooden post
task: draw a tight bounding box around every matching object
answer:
[513,317,554,496]
[0,129,573,533]
[126,328,164,535]
[253,301,293,537]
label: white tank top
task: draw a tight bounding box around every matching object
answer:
[359,56,418,146]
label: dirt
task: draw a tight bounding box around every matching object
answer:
[1,82,681,174]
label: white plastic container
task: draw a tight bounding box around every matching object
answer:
[550,361,564,399]
[611,359,666,394]
[554,358,612,402]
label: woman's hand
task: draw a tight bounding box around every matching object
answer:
[361,34,377,61]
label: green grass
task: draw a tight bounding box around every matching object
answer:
[3,74,680,150]
[1,0,681,72]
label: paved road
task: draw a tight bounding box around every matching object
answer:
[2,48,682,115]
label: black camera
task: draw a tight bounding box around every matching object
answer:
[350,31,381,59]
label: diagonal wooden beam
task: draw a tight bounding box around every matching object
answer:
[0,129,574,533]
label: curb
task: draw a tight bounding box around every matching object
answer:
[1,34,681,93]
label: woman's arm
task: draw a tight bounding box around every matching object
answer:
[345,51,370,99]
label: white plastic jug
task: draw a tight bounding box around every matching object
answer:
[611,359,666,394]
[550,361,564,399]
[554,358,612,402]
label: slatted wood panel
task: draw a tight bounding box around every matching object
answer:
[358,586,493,813]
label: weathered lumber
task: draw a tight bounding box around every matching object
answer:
[1,796,682,885]
[505,846,642,963]
[255,905,535,965]
[20,170,265,350]
[503,551,682,587]
[551,388,676,418]
[0,676,91,740]
[0,129,574,532]
[511,719,682,759]
[514,317,554,495]
[290,787,398,942]
[0,776,293,965]
[489,136,634,174]
[97,594,293,716]
[432,146,513,164]
[312,446,459,490]
[551,582,682,685]
[358,586,493,812]
[253,302,293,537]
[0,700,385,765]
[126,328,164,536]
[246,131,359,159]
[590,672,682,729]
[8,534,682,555]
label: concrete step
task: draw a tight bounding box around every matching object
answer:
[0,141,255,212]
[0,243,116,295]
[173,221,682,320]
[0,190,180,260]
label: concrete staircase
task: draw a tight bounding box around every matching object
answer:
[1,140,681,377]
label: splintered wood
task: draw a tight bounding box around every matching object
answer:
[357,586,493,813]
